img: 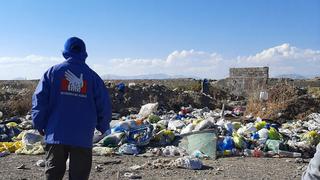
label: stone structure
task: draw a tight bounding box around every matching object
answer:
[217,67,269,97]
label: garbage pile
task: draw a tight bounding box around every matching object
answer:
[0,114,44,157]
[91,103,320,169]
[1,101,320,170]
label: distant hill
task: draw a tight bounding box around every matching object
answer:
[101,73,197,80]
[275,74,306,79]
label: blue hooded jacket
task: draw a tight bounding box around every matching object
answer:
[32,37,112,148]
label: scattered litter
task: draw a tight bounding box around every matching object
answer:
[123,172,142,179]
[95,165,103,172]
[36,159,45,167]
[17,164,26,170]
[118,143,139,155]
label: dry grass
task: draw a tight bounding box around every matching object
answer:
[0,82,37,117]
[308,87,320,99]
[245,83,300,120]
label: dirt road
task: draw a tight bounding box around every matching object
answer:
[0,154,307,180]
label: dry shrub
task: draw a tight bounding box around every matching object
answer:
[308,87,320,99]
[245,83,304,120]
[0,82,36,117]
[10,94,33,116]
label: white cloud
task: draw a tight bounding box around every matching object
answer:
[0,55,60,80]
[1,44,319,80]
[236,43,320,76]
[93,49,225,78]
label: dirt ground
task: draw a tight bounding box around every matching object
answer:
[0,154,308,180]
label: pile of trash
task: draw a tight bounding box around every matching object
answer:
[91,103,320,169]
[0,113,44,157]
[1,101,320,170]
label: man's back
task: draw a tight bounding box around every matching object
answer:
[32,37,111,148]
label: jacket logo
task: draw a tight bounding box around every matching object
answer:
[61,70,87,94]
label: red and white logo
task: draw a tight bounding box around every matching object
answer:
[61,70,87,94]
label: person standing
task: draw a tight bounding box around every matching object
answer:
[32,37,112,180]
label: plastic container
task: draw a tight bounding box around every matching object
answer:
[278,150,301,158]
[179,131,217,159]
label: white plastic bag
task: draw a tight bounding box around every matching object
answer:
[174,156,203,170]
[168,120,185,131]
[138,103,159,118]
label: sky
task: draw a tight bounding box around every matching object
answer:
[0,0,319,80]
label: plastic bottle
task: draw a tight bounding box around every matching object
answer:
[278,150,301,158]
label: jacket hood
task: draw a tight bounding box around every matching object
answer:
[62,37,88,63]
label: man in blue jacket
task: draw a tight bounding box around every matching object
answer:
[32,37,112,180]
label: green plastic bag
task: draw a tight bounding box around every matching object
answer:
[268,127,281,140]
[255,121,267,131]
[232,132,246,149]
[148,114,161,124]
[302,131,320,145]
[265,139,282,152]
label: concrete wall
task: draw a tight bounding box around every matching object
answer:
[216,67,269,97]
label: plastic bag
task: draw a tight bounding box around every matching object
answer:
[127,125,153,146]
[302,130,320,145]
[181,124,195,135]
[264,139,284,153]
[92,147,114,156]
[22,130,44,145]
[0,141,22,153]
[258,128,269,139]
[154,130,175,146]
[194,119,214,131]
[111,121,133,133]
[102,132,125,147]
[268,127,281,140]
[218,136,234,151]
[255,121,267,131]
[15,142,44,155]
[118,143,139,155]
[168,120,185,131]
[173,157,203,170]
[138,103,159,118]
[148,114,161,124]
[233,133,247,149]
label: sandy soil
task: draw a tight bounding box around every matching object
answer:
[0,154,308,180]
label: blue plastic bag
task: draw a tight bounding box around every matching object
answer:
[218,136,235,151]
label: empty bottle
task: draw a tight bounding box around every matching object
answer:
[278,150,301,158]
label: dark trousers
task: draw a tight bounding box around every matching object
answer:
[45,144,92,180]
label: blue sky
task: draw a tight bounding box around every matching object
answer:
[0,0,319,79]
